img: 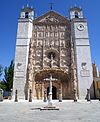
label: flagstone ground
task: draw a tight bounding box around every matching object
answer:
[0,100,100,122]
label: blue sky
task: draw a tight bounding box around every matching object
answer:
[0,0,100,74]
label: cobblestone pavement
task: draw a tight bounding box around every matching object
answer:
[0,100,100,122]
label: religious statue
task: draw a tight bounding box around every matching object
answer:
[50,53,54,68]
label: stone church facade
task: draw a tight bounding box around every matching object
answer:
[13,6,94,100]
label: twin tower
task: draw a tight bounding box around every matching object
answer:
[13,6,94,100]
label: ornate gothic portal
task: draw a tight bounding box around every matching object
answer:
[25,11,77,100]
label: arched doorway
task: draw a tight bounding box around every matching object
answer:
[47,86,57,99]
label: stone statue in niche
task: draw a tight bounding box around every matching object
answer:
[50,40,54,46]
[47,40,49,46]
[33,33,36,37]
[60,32,64,38]
[38,40,42,47]
[46,32,49,37]
[50,33,54,37]
[50,55,53,68]
[39,33,41,37]
[55,40,59,46]
[55,32,58,37]
[60,40,65,47]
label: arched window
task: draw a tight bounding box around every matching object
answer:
[25,12,29,18]
[75,11,79,18]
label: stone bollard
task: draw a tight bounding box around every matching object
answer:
[29,89,32,102]
[15,90,18,102]
[59,89,62,102]
[98,88,100,101]
[74,88,77,102]
[44,89,47,102]
[0,89,3,102]
[86,89,91,102]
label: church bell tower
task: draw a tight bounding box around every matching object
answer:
[13,6,34,99]
[69,6,94,99]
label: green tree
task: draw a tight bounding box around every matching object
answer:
[0,82,6,90]
[2,60,14,91]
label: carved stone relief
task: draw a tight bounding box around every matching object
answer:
[80,62,90,77]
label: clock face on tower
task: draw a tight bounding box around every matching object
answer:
[77,24,84,31]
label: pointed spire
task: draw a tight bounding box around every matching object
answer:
[74,4,77,7]
[94,60,96,65]
[35,13,38,19]
[70,6,72,9]
[22,5,24,9]
[49,2,53,11]
[26,4,29,8]
[79,6,82,9]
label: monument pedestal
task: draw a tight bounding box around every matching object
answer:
[40,102,59,110]
[40,95,59,110]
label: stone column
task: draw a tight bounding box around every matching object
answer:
[0,89,3,102]
[35,83,39,99]
[38,84,41,100]
[15,90,18,102]
[44,89,47,102]
[59,88,62,102]
[86,89,91,101]
[25,82,28,100]
[40,83,42,99]
[98,88,100,101]
[59,84,62,102]
[42,82,44,100]
[27,81,32,100]
[74,88,77,102]
[32,80,36,99]
[29,89,32,102]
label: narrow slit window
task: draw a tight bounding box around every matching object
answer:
[25,12,29,18]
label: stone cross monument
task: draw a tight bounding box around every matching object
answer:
[40,74,59,110]
[44,74,57,106]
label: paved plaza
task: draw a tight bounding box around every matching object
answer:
[0,100,100,122]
